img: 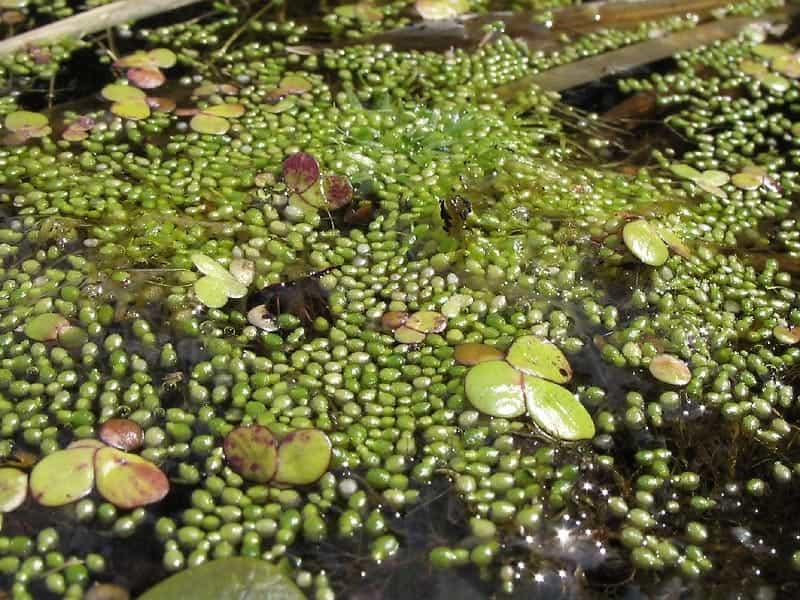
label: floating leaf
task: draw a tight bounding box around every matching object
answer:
[5,110,47,132]
[381,311,409,329]
[623,219,669,266]
[111,100,150,120]
[223,426,278,483]
[30,447,96,506]
[731,171,763,190]
[524,377,595,441]
[264,96,296,113]
[698,170,729,187]
[335,3,383,22]
[94,447,169,509]
[669,164,701,180]
[415,0,469,20]
[0,468,27,512]
[190,113,230,135]
[138,557,304,600]
[194,276,229,308]
[324,175,353,209]
[649,353,691,386]
[99,418,144,451]
[772,54,800,78]
[288,180,326,213]
[192,253,232,279]
[147,96,176,113]
[62,124,89,142]
[229,258,254,286]
[126,67,165,89]
[24,312,70,341]
[247,305,279,331]
[273,429,332,486]
[148,48,177,68]
[203,103,245,118]
[739,59,769,77]
[505,335,572,383]
[283,152,320,193]
[653,225,691,258]
[752,43,791,59]
[774,325,800,344]
[465,360,527,419]
[759,73,790,93]
[394,325,427,344]
[454,343,505,365]
[406,310,447,334]
[101,84,147,103]
[194,83,238,96]
[277,75,312,95]
[85,583,130,600]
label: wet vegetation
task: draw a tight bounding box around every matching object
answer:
[0,0,798,598]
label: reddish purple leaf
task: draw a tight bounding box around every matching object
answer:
[147,96,176,113]
[283,152,320,194]
[324,175,353,209]
[127,67,166,89]
[99,418,144,451]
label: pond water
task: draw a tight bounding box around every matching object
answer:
[0,0,799,598]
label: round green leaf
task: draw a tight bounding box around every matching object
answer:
[0,468,27,512]
[115,51,156,69]
[101,83,146,102]
[752,43,791,59]
[669,163,700,180]
[415,0,469,20]
[759,73,790,93]
[191,253,232,279]
[394,325,426,344]
[772,54,800,78]
[94,446,169,509]
[698,170,729,187]
[149,48,177,68]
[30,447,97,506]
[138,557,304,600]
[190,114,230,135]
[278,75,312,95]
[654,225,691,258]
[405,310,447,334]
[5,110,47,132]
[111,100,150,120]
[194,276,228,308]
[264,96,297,113]
[203,103,245,118]
[24,312,69,341]
[623,220,669,266]
[731,171,763,190]
[649,353,691,386]
[465,360,527,418]
[523,376,595,441]
[223,426,278,483]
[506,335,572,383]
[739,59,768,76]
[273,429,332,486]
[454,343,505,366]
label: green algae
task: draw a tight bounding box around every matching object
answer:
[0,0,795,597]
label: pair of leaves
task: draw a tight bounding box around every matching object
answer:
[224,426,332,486]
[114,48,176,89]
[62,115,95,142]
[381,310,447,344]
[3,110,50,145]
[671,162,770,195]
[176,103,245,135]
[461,336,595,441]
[415,0,469,20]
[192,253,253,308]
[24,312,88,349]
[283,152,354,213]
[268,74,312,103]
[622,219,689,267]
[102,84,178,120]
[30,439,168,509]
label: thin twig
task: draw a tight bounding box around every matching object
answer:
[0,0,207,56]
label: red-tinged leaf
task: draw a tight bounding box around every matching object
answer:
[147,96,176,112]
[99,418,144,451]
[127,67,165,89]
[94,447,169,509]
[282,152,320,193]
[324,175,353,208]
